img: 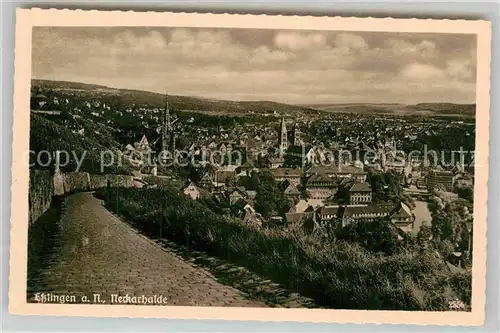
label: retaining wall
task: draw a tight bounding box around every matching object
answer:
[30,170,135,225]
[29,169,54,225]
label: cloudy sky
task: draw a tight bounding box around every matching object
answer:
[32,27,477,104]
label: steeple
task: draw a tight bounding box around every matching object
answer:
[279,116,288,156]
[292,122,301,146]
[161,93,174,161]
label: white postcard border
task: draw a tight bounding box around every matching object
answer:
[9,8,492,326]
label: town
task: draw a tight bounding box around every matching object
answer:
[30,83,475,246]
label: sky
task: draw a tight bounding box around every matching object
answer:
[32,27,477,105]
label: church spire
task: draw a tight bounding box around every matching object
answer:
[279,116,288,156]
[161,93,173,160]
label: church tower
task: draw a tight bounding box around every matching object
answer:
[161,93,174,161]
[292,123,301,146]
[279,117,288,155]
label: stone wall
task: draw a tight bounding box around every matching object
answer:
[30,171,135,225]
[89,174,109,190]
[63,172,91,193]
[29,169,54,225]
[109,174,134,188]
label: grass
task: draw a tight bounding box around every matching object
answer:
[30,114,132,175]
[96,186,471,311]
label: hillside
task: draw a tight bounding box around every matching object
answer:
[30,114,132,175]
[304,102,475,117]
[32,79,320,116]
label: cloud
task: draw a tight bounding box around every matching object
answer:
[113,30,166,51]
[273,32,327,51]
[334,33,368,54]
[446,58,475,80]
[401,63,446,81]
[32,27,477,104]
[250,46,294,64]
[385,39,437,58]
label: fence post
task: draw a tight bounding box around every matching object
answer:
[116,185,120,216]
[115,173,120,216]
[160,200,165,240]
[106,179,110,207]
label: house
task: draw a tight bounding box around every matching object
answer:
[286,205,317,224]
[339,201,415,233]
[389,202,414,233]
[305,165,367,182]
[182,181,202,200]
[349,183,373,204]
[337,165,367,182]
[135,135,151,152]
[229,189,245,205]
[30,93,48,109]
[198,172,215,188]
[426,170,454,192]
[242,204,263,226]
[305,147,318,165]
[236,160,255,176]
[416,178,427,190]
[123,144,135,155]
[215,166,236,185]
[306,173,338,200]
[316,205,341,223]
[340,203,395,227]
[270,168,302,187]
[246,190,258,200]
[278,179,300,200]
[270,156,284,169]
[292,199,324,213]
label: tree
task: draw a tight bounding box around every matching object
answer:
[255,155,271,169]
[417,224,433,249]
[457,185,473,202]
[337,218,401,255]
[253,170,289,218]
[438,239,455,258]
[430,210,454,241]
[367,171,403,202]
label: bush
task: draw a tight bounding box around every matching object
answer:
[100,186,468,311]
[30,114,132,175]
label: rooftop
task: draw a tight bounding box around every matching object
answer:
[342,203,395,218]
[271,168,302,177]
[318,205,341,216]
[349,183,372,193]
[293,199,324,213]
[307,173,335,185]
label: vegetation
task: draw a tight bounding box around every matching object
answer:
[30,114,132,175]
[32,79,319,116]
[95,185,471,311]
[239,170,291,218]
[336,219,403,255]
[427,191,473,266]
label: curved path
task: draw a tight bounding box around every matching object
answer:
[27,192,266,307]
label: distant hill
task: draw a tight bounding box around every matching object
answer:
[32,79,320,116]
[303,102,475,117]
[410,103,476,115]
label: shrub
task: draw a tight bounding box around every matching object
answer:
[30,114,132,175]
[101,186,468,311]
